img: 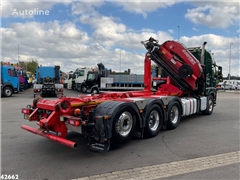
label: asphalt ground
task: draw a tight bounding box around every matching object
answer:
[1,88,239,180]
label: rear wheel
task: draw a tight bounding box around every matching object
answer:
[202,95,214,115]
[144,104,163,138]
[3,86,13,97]
[167,101,181,130]
[112,106,136,144]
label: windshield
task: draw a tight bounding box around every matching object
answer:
[67,73,73,80]
[8,68,18,77]
[87,73,95,80]
[75,70,85,76]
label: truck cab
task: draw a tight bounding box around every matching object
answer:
[81,71,100,94]
[33,65,63,97]
[188,46,222,105]
[1,65,20,97]
[15,67,25,91]
[74,68,92,92]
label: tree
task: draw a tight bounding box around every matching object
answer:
[27,59,38,74]
[18,59,38,74]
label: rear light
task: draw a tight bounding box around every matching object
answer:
[74,108,81,115]
[57,89,63,92]
[34,89,41,92]
[22,108,31,114]
[68,119,81,126]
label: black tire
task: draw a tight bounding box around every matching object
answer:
[91,88,99,94]
[76,84,81,92]
[111,106,136,144]
[3,86,13,97]
[166,101,181,130]
[144,104,163,138]
[202,95,214,115]
[81,84,86,93]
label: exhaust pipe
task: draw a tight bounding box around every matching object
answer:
[200,42,207,65]
[21,124,78,149]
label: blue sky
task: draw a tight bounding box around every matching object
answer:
[1,1,239,77]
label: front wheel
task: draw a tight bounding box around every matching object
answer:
[166,101,181,130]
[144,104,163,138]
[3,86,13,97]
[112,106,136,144]
[91,88,99,94]
[202,95,214,115]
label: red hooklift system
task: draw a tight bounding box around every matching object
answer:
[21,37,221,152]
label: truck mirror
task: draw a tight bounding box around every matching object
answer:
[218,66,222,76]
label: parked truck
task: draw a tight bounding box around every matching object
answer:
[74,67,92,92]
[15,66,25,91]
[1,65,20,97]
[63,71,74,90]
[33,65,63,97]
[80,63,144,94]
[21,38,222,152]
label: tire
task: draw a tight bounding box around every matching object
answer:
[3,86,13,97]
[144,104,163,138]
[202,95,214,115]
[166,101,181,130]
[81,85,86,93]
[112,106,136,144]
[76,84,81,92]
[91,88,99,94]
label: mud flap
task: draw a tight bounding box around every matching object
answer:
[88,110,110,152]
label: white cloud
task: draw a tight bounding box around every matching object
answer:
[1,18,174,75]
[1,1,238,77]
[192,27,198,31]
[185,3,239,28]
[71,1,104,16]
[79,13,173,50]
[113,1,177,18]
[168,29,174,34]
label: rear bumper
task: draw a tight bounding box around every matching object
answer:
[21,124,77,149]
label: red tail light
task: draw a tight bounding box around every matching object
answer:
[34,89,41,92]
[68,119,81,126]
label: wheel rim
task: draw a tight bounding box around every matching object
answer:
[115,111,133,137]
[92,89,98,94]
[5,89,11,96]
[170,105,179,124]
[148,110,160,131]
[208,98,213,112]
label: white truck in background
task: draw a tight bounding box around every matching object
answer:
[223,80,240,90]
[74,67,92,92]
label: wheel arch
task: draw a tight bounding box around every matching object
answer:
[94,101,141,139]
[3,83,14,90]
